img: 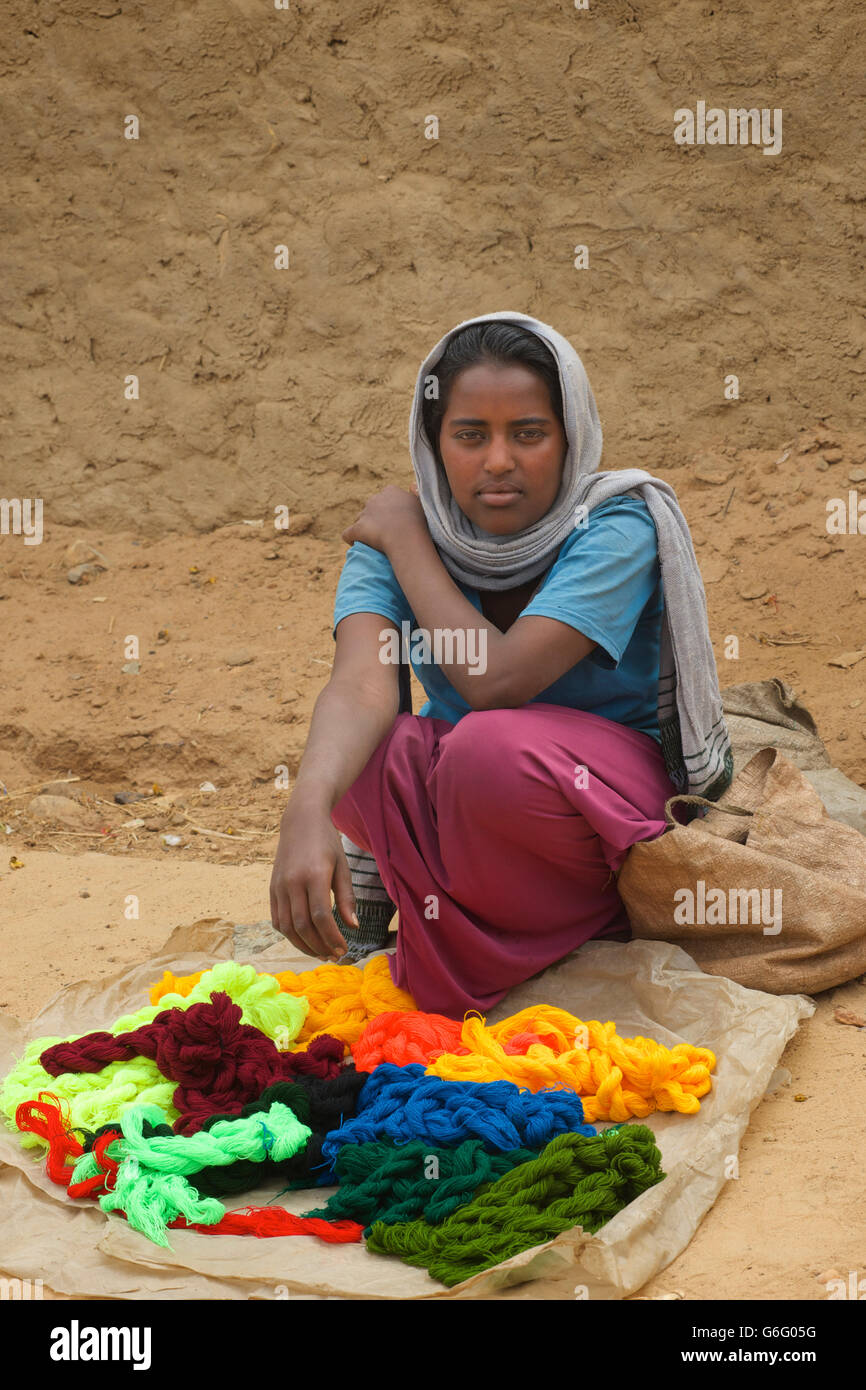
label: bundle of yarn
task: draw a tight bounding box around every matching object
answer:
[352,1006,716,1122]
[2,953,717,1285]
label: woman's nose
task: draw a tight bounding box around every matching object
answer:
[483,434,515,473]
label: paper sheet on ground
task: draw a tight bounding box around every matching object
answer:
[0,918,813,1300]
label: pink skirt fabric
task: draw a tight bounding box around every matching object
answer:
[331,704,677,1018]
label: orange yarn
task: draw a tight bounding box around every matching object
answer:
[149,955,416,1052]
[423,1006,716,1123]
[352,1011,468,1069]
[351,1010,562,1069]
[150,968,205,1005]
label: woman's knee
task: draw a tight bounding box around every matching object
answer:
[434,709,542,801]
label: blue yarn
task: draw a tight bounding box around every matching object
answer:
[320,1064,594,1171]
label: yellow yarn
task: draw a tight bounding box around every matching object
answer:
[274,955,416,1047]
[149,955,415,1051]
[425,1006,716,1122]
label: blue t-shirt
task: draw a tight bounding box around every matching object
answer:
[332,494,663,741]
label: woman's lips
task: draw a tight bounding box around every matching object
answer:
[477,488,522,507]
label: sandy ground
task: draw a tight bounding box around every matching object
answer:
[2,0,866,1301]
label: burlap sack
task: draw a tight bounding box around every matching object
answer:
[617,747,866,994]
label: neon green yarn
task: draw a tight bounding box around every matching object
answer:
[69,1149,102,1186]
[1,962,309,1151]
[100,1160,225,1247]
[90,1101,312,1247]
[108,1100,311,1175]
[0,1043,179,1150]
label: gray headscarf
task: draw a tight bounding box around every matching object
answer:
[410,310,603,591]
[408,310,733,800]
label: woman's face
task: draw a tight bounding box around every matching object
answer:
[437,361,567,535]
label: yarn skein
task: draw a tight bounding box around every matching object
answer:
[351,1011,561,1070]
[14,1093,86,1186]
[1,961,310,1148]
[305,1137,537,1230]
[74,1101,312,1247]
[150,954,416,1050]
[39,994,345,1136]
[116,960,309,1040]
[365,1124,666,1286]
[103,1100,312,1175]
[321,1065,594,1169]
[425,1006,716,1121]
[352,1011,468,1069]
[21,1101,363,1247]
[174,1208,364,1242]
[2,1046,179,1150]
[74,1074,371,1197]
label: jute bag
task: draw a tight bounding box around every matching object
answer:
[617,747,866,994]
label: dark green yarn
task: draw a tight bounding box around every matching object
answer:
[304,1137,537,1231]
[365,1124,666,1288]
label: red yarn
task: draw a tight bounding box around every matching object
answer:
[39,995,345,1135]
[351,1010,562,1069]
[173,1208,365,1242]
[66,1128,122,1198]
[15,1093,85,1188]
[352,1011,469,1069]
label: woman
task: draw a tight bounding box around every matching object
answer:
[269,312,732,1017]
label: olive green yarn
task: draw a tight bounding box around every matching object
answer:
[365,1124,665,1287]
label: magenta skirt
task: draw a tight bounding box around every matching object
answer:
[331,704,677,1018]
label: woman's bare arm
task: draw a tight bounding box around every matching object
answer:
[269,611,400,959]
[343,488,597,711]
[386,524,596,709]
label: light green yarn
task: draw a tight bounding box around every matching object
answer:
[1,961,309,1151]
[92,1100,312,1247]
[112,961,308,1038]
[0,1043,179,1150]
[69,1149,103,1185]
[113,1100,311,1175]
[100,1159,225,1247]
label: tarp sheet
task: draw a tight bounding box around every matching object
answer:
[0,918,813,1300]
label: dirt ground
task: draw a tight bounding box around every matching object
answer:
[1,0,865,1301]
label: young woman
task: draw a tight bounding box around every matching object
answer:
[269,313,732,1017]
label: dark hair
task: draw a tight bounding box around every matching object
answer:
[421,320,566,465]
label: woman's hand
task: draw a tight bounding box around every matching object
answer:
[342,484,427,555]
[269,795,357,961]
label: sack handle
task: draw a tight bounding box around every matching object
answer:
[664,794,755,828]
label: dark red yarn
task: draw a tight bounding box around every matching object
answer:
[39,993,346,1136]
